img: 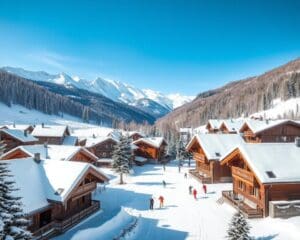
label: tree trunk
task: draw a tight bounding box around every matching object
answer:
[120,173,124,184]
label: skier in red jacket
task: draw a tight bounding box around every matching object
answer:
[202,184,207,195]
[159,195,164,208]
[193,189,197,200]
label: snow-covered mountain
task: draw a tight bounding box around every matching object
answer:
[1,66,194,117]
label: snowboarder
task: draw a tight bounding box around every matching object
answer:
[159,195,164,208]
[202,184,207,195]
[149,197,154,210]
[193,189,197,200]
[189,185,193,195]
[184,172,188,179]
[162,180,166,188]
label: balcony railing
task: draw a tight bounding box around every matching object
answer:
[33,200,100,239]
[232,166,255,185]
[222,190,263,218]
[73,182,97,197]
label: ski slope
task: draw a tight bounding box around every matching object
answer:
[54,162,300,240]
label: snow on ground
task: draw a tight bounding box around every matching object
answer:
[53,161,300,240]
[0,102,101,129]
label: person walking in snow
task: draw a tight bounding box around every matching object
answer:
[184,172,188,179]
[149,197,154,210]
[202,184,207,195]
[189,185,193,195]
[193,189,197,200]
[162,180,166,188]
[159,195,164,208]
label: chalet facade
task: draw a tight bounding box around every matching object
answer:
[220,142,300,218]
[186,134,244,183]
[32,124,71,145]
[239,119,300,143]
[133,137,167,162]
[6,157,109,239]
[0,145,98,164]
[0,129,38,152]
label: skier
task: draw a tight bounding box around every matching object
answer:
[184,172,188,179]
[189,185,193,195]
[149,197,154,210]
[162,180,166,188]
[193,189,197,200]
[202,184,207,195]
[159,195,164,208]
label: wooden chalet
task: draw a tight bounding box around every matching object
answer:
[6,157,108,239]
[0,129,38,152]
[205,119,224,133]
[133,137,167,162]
[128,131,144,141]
[0,144,98,164]
[31,124,71,145]
[239,119,300,143]
[219,119,244,134]
[186,134,244,183]
[220,141,300,218]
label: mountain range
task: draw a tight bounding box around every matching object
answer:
[1,67,194,118]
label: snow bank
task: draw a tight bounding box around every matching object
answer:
[71,208,137,240]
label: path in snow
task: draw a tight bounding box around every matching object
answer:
[54,161,300,240]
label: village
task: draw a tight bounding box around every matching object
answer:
[0,117,300,239]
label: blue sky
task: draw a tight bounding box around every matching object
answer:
[0,0,300,95]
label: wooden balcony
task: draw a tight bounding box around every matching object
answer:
[193,152,206,163]
[232,166,255,186]
[33,200,100,239]
[189,169,212,184]
[73,182,97,197]
[222,191,263,218]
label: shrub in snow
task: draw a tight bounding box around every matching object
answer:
[226,210,251,240]
[0,142,32,240]
[112,135,131,184]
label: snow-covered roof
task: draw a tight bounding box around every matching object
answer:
[133,137,167,148]
[1,145,98,162]
[0,129,38,143]
[32,125,69,137]
[231,143,300,184]
[5,124,33,131]
[5,158,108,214]
[127,131,145,138]
[240,119,300,134]
[85,136,118,148]
[63,136,78,146]
[97,158,113,163]
[190,134,244,160]
[207,119,224,130]
[221,119,244,132]
[73,127,119,138]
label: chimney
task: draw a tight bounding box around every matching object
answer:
[34,153,41,163]
[42,123,44,128]
[295,137,300,147]
[44,142,49,159]
[24,130,27,137]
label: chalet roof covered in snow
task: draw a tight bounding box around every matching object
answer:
[62,136,78,146]
[221,119,244,132]
[0,129,38,143]
[5,124,33,131]
[227,143,300,184]
[188,134,244,160]
[73,127,120,139]
[85,136,118,148]
[5,158,108,214]
[240,119,300,134]
[1,145,98,161]
[32,124,69,137]
[127,131,145,137]
[206,119,224,130]
[133,137,167,148]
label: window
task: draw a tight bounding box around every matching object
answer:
[238,181,245,191]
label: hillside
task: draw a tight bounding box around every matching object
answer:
[1,66,194,117]
[156,58,300,130]
[0,71,155,126]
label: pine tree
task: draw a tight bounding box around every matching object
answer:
[112,136,130,184]
[226,210,251,240]
[0,141,32,240]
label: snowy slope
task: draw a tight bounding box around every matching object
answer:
[1,67,194,114]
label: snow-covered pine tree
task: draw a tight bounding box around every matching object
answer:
[0,141,32,240]
[112,136,130,184]
[226,209,251,240]
[124,134,133,168]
